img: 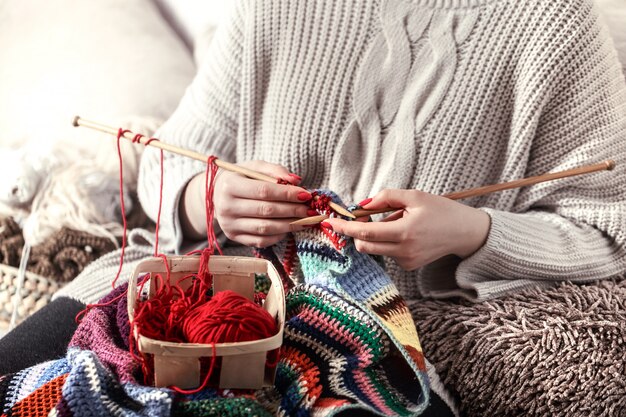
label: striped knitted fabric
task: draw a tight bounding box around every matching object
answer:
[259,192,429,415]
[0,194,429,416]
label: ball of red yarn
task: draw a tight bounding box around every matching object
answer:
[182,290,278,344]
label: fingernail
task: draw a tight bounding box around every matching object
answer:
[321,221,333,231]
[297,192,312,201]
[358,197,373,207]
[289,173,302,181]
[307,209,318,216]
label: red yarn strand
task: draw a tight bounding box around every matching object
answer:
[154,149,164,256]
[79,127,279,391]
[111,128,131,288]
[205,156,222,255]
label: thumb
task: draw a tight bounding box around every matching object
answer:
[239,160,302,185]
[363,189,422,210]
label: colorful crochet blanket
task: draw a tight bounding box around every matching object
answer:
[0,194,430,416]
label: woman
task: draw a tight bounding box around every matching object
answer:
[141,0,626,302]
[134,0,626,411]
[1,0,624,414]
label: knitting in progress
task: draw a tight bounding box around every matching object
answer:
[0,191,430,416]
[135,0,626,305]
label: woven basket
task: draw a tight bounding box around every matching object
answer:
[0,264,60,331]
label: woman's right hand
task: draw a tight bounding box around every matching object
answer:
[182,160,313,248]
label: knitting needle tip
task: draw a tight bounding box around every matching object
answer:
[329,202,356,219]
[606,160,616,171]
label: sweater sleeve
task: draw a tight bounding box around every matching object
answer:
[137,1,247,253]
[419,3,626,301]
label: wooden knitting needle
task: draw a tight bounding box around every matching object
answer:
[72,116,355,218]
[291,160,616,225]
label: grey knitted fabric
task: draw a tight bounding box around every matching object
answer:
[65,0,626,304]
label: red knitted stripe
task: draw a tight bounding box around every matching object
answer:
[8,374,68,417]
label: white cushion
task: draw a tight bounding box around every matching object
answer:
[0,0,196,152]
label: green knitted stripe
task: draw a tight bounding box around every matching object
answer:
[364,368,414,416]
[276,361,306,407]
[298,251,350,278]
[254,273,271,294]
[172,397,273,417]
[287,291,386,362]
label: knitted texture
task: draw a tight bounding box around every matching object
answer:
[0,220,117,328]
[1,213,429,416]
[136,0,626,302]
[0,217,23,267]
[0,359,70,416]
[0,265,60,329]
[0,220,117,283]
[2,374,67,417]
[29,228,117,283]
[410,279,626,416]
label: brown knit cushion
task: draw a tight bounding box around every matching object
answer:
[0,217,23,267]
[0,219,117,329]
[411,280,626,417]
[28,227,117,283]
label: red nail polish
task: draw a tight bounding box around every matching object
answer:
[358,197,372,207]
[289,173,302,181]
[321,221,333,231]
[307,209,318,216]
[297,192,312,201]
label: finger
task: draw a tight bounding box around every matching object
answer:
[323,218,402,243]
[353,239,401,256]
[364,189,424,210]
[230,218,304,236]
[381,210,404,222]
[227,177,311,203]
[239,160,302,185]
[223,200,311,219]
[234,233,288,248]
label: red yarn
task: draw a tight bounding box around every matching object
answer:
[182,290,277,344]
[204,155,222,255]
[153,145,164,256]
[74,128,133,322]
[129,132,164,256]
[112,128,132,288]
[76,126,278,390]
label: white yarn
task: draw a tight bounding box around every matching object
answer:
[22,163,127,247]
[4,116,163,247]
[0,145,55,208]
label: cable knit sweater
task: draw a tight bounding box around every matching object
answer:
[137,0,626,302]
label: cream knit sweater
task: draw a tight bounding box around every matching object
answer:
[134,0,626,302]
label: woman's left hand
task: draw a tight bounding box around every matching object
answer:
[322,189,491,271]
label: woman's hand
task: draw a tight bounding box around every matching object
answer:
[181,160,313,248]
[322,189,491,271]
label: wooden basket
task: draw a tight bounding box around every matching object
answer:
[127,255,285,390]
